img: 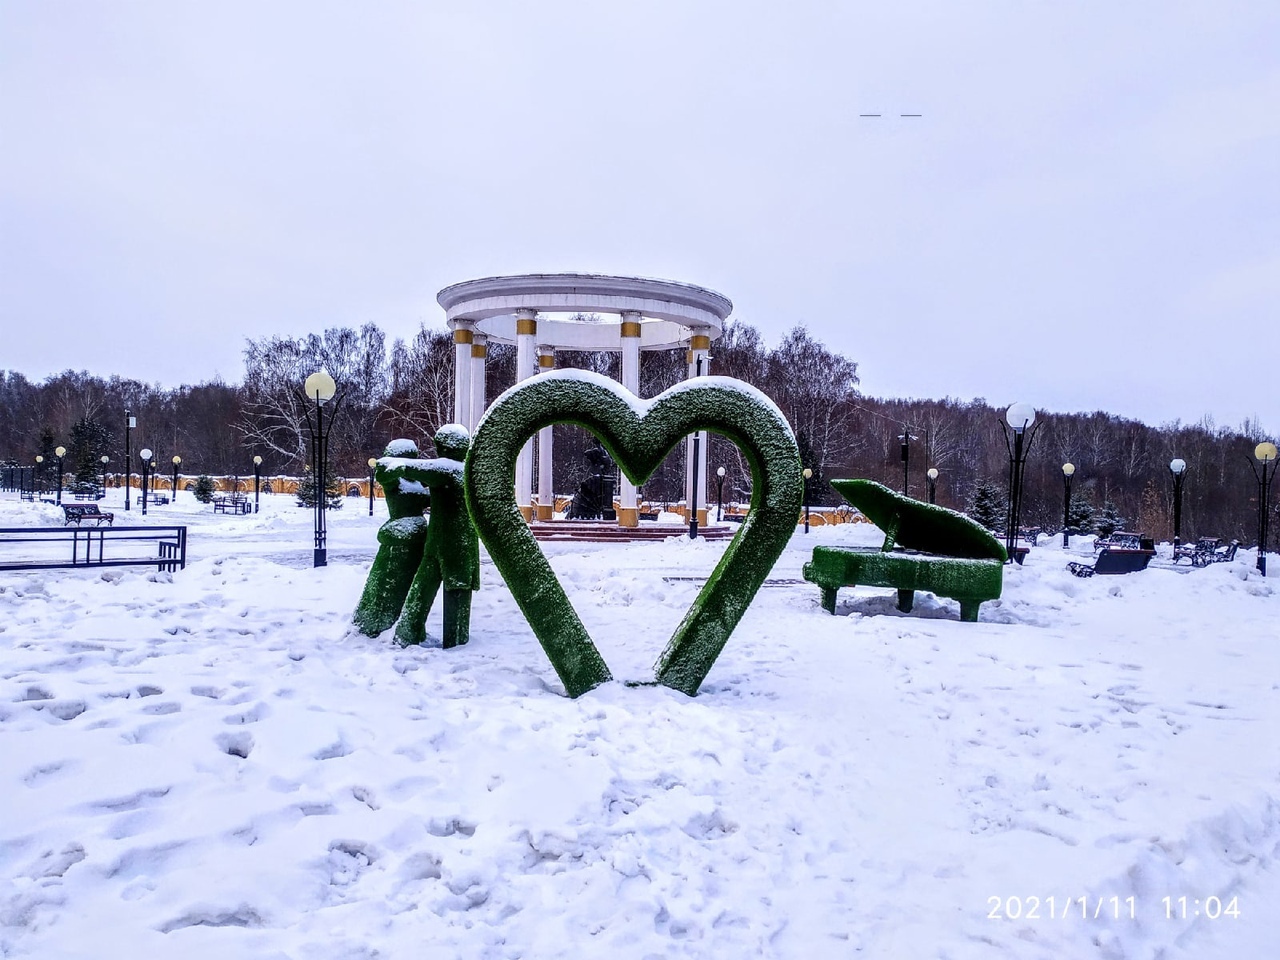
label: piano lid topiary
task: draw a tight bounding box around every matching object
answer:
[830,479,1007,561]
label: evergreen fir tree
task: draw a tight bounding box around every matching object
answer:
[1066,493,1095,534]
[67,416,113,491]
[295,468,344,509]
[193,475,216,503]
[966,478,1008,531]
[1093,500,1126,537]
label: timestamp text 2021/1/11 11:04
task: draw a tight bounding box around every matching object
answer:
[987,895,1241,921]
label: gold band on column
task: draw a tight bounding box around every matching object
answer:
[538,354,555,369]
[516,318,538,336]
[690,335,711,351]
[620,321,642,338]
[453,329,474,344]
[471,343,487,358]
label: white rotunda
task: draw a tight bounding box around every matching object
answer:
[437,273,732,527]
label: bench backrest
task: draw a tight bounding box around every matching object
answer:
[1095,546,1155,574]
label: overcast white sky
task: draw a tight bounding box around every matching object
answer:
[2,1,1276,433]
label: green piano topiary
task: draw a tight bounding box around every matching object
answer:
[803,479,1006,622]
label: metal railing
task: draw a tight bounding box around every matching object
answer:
[0,525,187,573]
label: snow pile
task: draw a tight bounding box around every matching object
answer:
[1,490,1278,958]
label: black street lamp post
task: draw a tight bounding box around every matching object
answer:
[253,456,263,513]
[715,466,725,523]
[1001,402,1040,563]
[100,456,109,500]
[1251,442,1277,576]
[301,371,339,567]
[172,456,181,502]
[34,456,43,496]
[1169,458,1186,552]
[139,448,152,515]
[54,446,66,504]
[124,411,135,511]
[687,354,705,540]
[367,457,377,516]
[803,467,813,533]
[898,431,915,496]
[926,467,938,505]
[1062,462,1075,549]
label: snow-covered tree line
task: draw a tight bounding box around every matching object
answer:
[0,321,1272,546]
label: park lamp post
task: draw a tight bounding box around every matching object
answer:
[303,371,338,567]
[34,455,43,496]
[926,467,938,505]
[803,467,813,533]
[54,446,66,505]
[124,411,136,511]
[100,455,109,500]
[1169,458,1186,552]
[898,431,916,496]
[367,458,377,516]
[687,355,706,540]
[171,456,181,502]
[139,448,153,515]
[1001,402,1039,563]
[253,455,263,513]
[715,466,726,523]
[1061,463,1076,549]
[1251,442,1278,576]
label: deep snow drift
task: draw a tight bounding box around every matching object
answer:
[2,489,1278,959]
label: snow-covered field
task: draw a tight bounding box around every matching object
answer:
[2,488,1278,959]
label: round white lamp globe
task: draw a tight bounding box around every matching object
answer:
[1005,402,1036,432]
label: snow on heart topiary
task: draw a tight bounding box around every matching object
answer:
[464,369,803,698]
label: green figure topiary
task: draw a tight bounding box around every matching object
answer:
[388,425,480,648]
[351,438,432,638]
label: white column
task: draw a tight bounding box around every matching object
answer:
[618,312,642,527]
[514,309,538,520]
[536,347,556,521]
[684,331,711,526]
[451,320,474,428]
[469,334,487,434]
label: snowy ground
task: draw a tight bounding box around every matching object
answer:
[2,488,1278,959]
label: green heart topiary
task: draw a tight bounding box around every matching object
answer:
[464,370,802,698]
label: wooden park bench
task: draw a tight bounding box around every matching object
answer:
[62,503,115,526]
[1068,534,1155,577]
[803,479,1007,622]
[212,495,251,515]
[1173,537,1239,567]
[1092,531,1144,552]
